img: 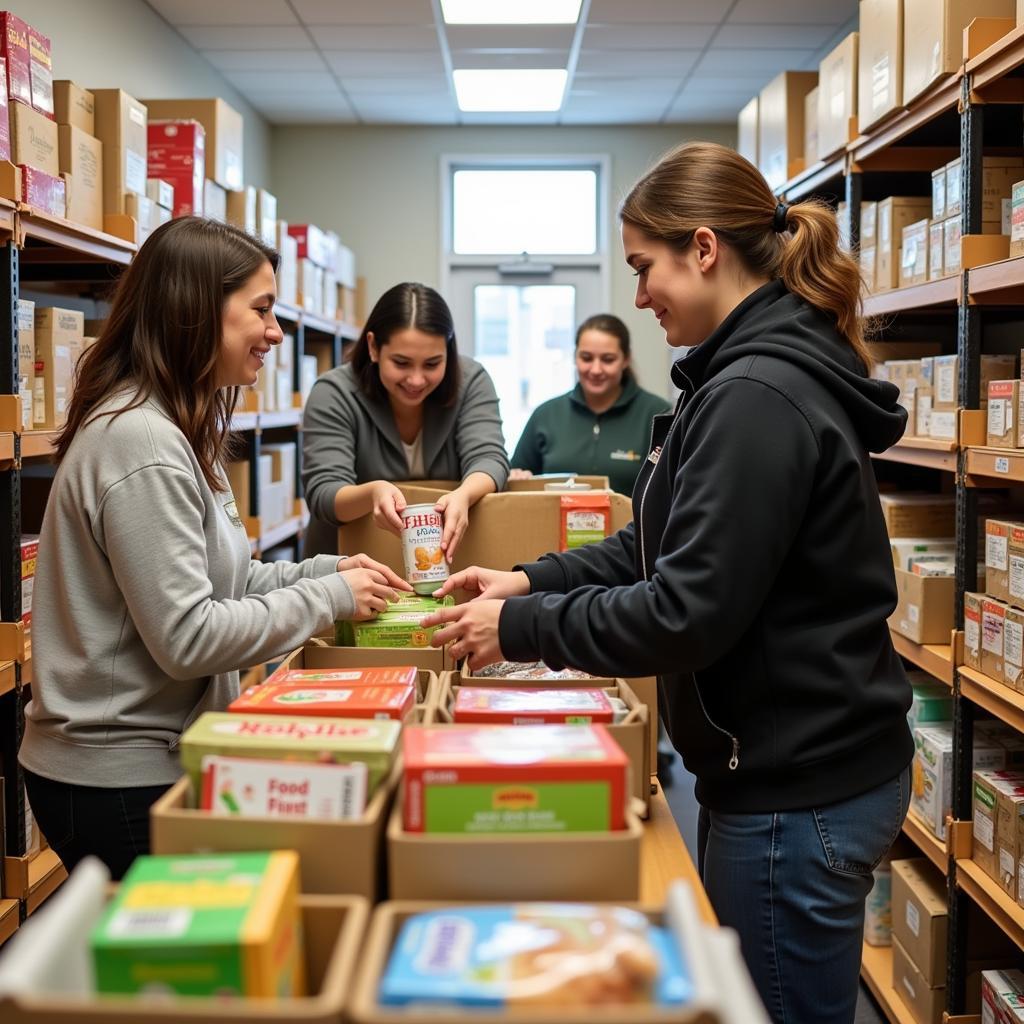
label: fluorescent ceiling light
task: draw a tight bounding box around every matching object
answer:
[441,0,582,24]
[454,69,568,111]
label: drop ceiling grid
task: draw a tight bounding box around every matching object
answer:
[146,0,858,125]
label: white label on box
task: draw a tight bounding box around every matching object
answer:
[984,610,1005,654]
[872,55,890,112]
[928,410,956,440]
[1011,555,1024,601]
[107,907,192,939]
[125,149,146,196]
[936,362,956,405]
[967,615,980,653]
[988,532,1009,571]
[907,604,920,624]
[905,899,921,937]
[1006,618,1024,672]
[990,399,1007,438]
[1001,847,1015,882]
[902,239,918,269]
[997,456,1011,474]
[975,807,995,850]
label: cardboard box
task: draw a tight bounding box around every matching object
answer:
[143,97,242,190]
[757,70,818,191]
[226,184,256,235]
[998,776,1024,897]
[57,124,102,231]
[904,0,1014,103]
[985,520,1024,604]
[982,354,1017,405]
[983,598,1009,681]
[736,95,758,165]
[892,538,954,571]
[982,157,1024,224]
[125,192,156,244]
[146,176,174,211]
[982,970,1024,1023]
[0,12,30,108]
[877,197,932,291]
[204,177,225,222]
[10,98,56,175]
[91,88,147,215]
[966,592,983,671]
[944,214,962,275]
[890,568,954,644]
[931,166,946,221]
[900,217,930,287]
[803,86,819,165]
[15,298,33,431]
[33,307,80,429]
[147,119,204,218]
[972,770,1024,884]
[891,936,944,1024]
[276,637,453,688]
[289,223,332,268]
[1007,605,1024,691]
[891,858,947,985]
[1012,179,1024,258]
[928,220,944,280]
[862,200,878,243]
[817,32,858,158]
[277,226,298,306]
[298,257,317,312]
[52,80,93,134]
[988,380,1020,447]
[256,188,277,246]
[878,493,955,538]
[858,0,902,130]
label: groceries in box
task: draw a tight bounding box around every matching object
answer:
[453,687,616,725]
[473,659,596,680]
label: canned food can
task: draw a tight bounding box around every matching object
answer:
[401,503,449,595]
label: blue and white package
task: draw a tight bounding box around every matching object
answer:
[379,904,693,1008]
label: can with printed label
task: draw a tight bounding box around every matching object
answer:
[401,503,449,595]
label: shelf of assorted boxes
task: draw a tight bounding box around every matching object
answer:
[960,666,1024,737]
[872,437,959,473]
[889,630,957,686]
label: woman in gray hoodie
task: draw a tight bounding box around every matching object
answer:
[302,282,509,559]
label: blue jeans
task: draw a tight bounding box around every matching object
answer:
[698,767,910,1024]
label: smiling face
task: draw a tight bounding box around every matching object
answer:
[217,261,283,388]
[369,327,448,411]
[622,220,720,349]
[576,328,629,401]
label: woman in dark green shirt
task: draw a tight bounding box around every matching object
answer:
[510,314,671,495]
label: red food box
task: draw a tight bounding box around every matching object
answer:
[0,13,30,108]
[228,682,416,721]
[265,665,419,688]
[402,723,629,833]
[0,58,9,162]
[453,686,615,724]
[26,21,51,118]
[147,119,205,217]
[287,223,331,267]
[20,164,64,217]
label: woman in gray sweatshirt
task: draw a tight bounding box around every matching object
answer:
[301,283,509,560]
[19,218,409,879]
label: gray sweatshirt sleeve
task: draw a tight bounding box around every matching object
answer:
[301,376,357,527]
[456,365,509,490]
[245,553,342,595]
[95,464,355,678]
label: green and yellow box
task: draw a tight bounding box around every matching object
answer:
[335,594,454,648]
[179,711,400,795]
[91,851,304,997]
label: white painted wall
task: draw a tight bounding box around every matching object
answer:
[7,0,271,186]
[271,124,735,398]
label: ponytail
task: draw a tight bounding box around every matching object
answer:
[619,142,871,371]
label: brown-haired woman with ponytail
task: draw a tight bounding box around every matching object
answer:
[19,217,409,879]
[425,142,912,1022]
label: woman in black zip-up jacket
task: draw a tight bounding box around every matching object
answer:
[425,142,912,1024]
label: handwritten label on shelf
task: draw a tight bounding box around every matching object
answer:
[996,457,1011,474]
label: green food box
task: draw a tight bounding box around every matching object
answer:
[335,594,453,647]
[91,851,304,997]
[907,678,953,733]
[179,711,400,795]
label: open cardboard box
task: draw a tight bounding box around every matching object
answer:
[428,671,650,817]
[347,891,768,1024]
[387,792,643,902]
[151,759,401,900]
[0,894,368,1024]
[279,635,452,677]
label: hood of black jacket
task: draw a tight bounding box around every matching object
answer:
[671,280,907,454]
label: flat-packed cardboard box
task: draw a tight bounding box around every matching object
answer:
[10,98,56,175]
[983,597,1009,681]
[890,567,954,644]
[891,936,944,1024]
[33,307,80,429]
[818,32,858,158]
[891,858,947,985]
[877,197,932,291]
[944,214,962,275]
[858,0,902,130]
[91,88,147,216]
[803,87,819,165]
[226,184,256,235]
[204,177,225,222]
[904,0,1014,103]
[988,380,1021,447]
[0,894,368,1024]
[52,80,93,134]
[15,298,33,432]
[387,797,642,901]
[143,97,242,190]
[900,217,929,287]
[147,119,204,218]
[57,124,102,231]
[757,69,818,190]
[737,95,758,165]
[878,493,955,538]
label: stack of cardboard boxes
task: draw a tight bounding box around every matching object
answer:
[226,441,297,531]
[875,353,980,443]
[254,332,296,415]
[91,86,147,233]
[984,355,1024,450]
[53,81,102,231]
[31,305,84,431]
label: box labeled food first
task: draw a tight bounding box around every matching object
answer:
[179,711,400,795]
[229,683,416,722]
[403,724,629,834]
[91,851,304,997]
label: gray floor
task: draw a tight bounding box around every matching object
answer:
[659,747,887,1024]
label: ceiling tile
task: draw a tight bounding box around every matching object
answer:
[341,76,450,95]
[203,50,327,71]
[575,50,700,76]
[678,79,771,99]
[729,0,856,23]
[714,23,846,48]
[147,0,298,25]
[449,50,569,71]
[582,24,716,49]
[263,108,359,124]
[569,75,682,97]
[352,96,456,122]
[460,111,560,125]
[178,25,313,49]
[223,70,339,94]
[695,46,817,73]
[444,25,577,50]
[253,93,357,122]
[310,25,438,49]
[586,0,722,23]
[292,0,433,24]
[560,108,666,124]
[322,50,443,75]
